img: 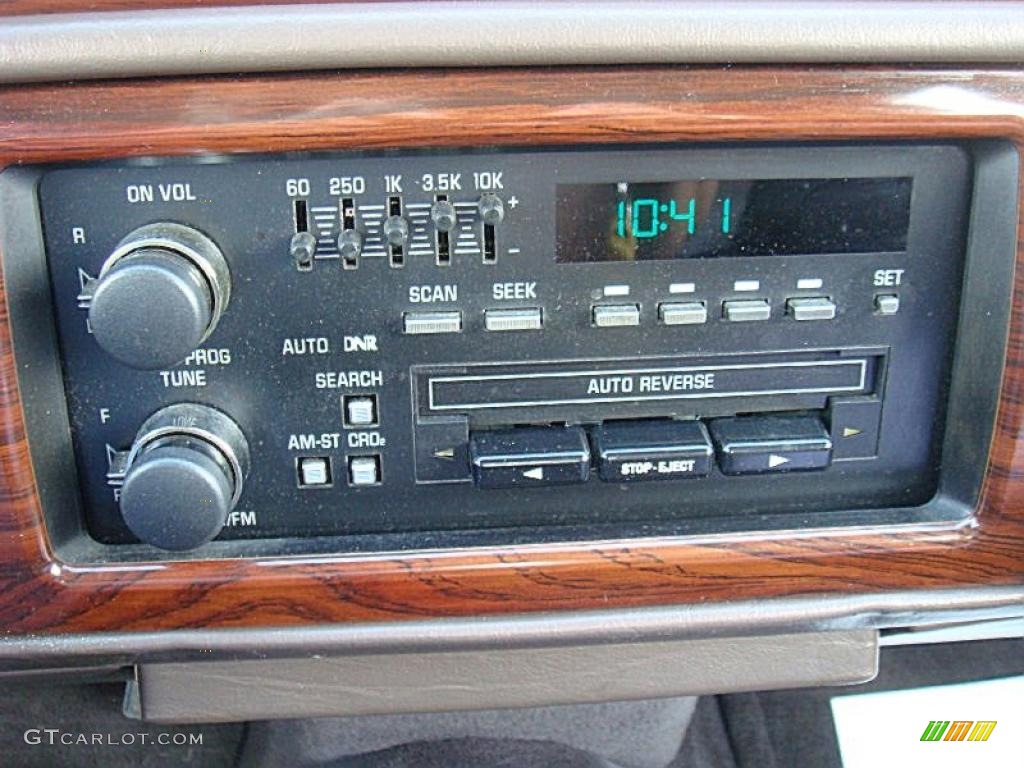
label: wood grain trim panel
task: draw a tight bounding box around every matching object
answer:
[0,67,1023,635]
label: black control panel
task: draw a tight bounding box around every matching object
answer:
[1,142,1016,556]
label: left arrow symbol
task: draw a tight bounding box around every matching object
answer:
[433,447,455,460]
[523,467,545,480]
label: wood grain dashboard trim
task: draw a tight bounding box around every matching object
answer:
[1,67,1023,635]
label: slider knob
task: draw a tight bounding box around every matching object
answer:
[478,194,505,225]
[119,404,250,552]
[289,231,317,267]
[382,215,410,246]
[430,200,458,232]
[86,223,230,370]
[338,229,364,259]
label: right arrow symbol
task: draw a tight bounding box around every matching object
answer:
[522,467,545,481]
[767,454,790,468]
[842,427,862,438]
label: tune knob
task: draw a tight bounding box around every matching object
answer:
[86,223,231,370]
[119,404,250,551]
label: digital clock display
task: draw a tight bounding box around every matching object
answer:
[555,177,913,262]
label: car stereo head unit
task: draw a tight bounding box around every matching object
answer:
[0,141,1016,557]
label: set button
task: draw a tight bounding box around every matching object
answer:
[875,294,900,315]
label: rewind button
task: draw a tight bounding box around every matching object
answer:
[469,426,591,489]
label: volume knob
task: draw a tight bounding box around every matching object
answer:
[86,223,230,370]
[120,404,249,551]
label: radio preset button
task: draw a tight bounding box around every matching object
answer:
[592,420,713,482]
[403,310,463,335]
[723,299,771,322]
[485,307,543,332]
[659,301,707,326]
[710,414,833,475]
[786,296,837,321]
[470,426,590,489]
[592,304,641,328]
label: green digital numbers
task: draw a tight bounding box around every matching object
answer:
[615,196,731,240]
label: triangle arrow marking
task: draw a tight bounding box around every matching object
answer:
[767,454,790,468]
[523,467,545,481]
[433,447,455,460]
[842,427,862,438]
[78,268,96,292]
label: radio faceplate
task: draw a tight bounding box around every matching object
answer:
[5,141,1013,554]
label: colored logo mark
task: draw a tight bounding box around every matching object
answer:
[920,720,997,742]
